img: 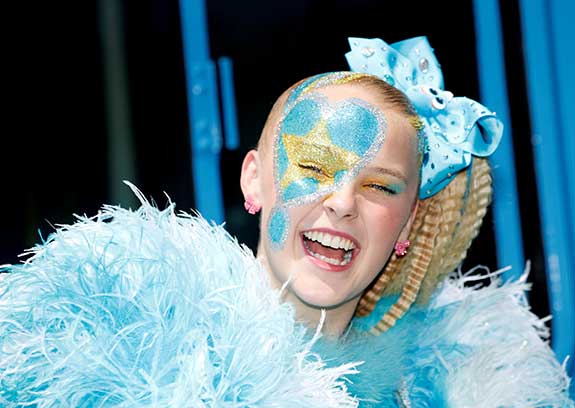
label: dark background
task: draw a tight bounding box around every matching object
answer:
[2,0,548,320]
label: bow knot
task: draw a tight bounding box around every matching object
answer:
[346,36,503,198]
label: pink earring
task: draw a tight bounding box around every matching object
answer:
[394,240,410,257]
[244,196,261,215]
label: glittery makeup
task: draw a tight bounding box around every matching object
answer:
[277,94,386,207]
[268,207,289,248]
[267,86,388,250]
[363,179,406,196]
[284,72,371,114]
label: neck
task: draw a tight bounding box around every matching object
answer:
[285,292,359,337]
[256,253,359,337]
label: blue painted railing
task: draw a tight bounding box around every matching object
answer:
[179,0,239,223]
[518,0,575,388]
[472,0,524,280]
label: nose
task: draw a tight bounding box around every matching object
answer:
[323,185,358,220]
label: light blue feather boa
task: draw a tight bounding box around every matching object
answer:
[1,190,573,407]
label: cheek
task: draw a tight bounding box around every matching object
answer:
[267,207,290,249]
[264,190,312,251]
[367,200,413,239]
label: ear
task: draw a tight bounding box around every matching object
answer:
[240,149,262,205]
[398,199,419,242]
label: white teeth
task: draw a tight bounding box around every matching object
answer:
[323,234,335,248]
[302,231,355,250]
[332,236,341,248]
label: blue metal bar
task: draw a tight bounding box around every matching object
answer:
[218,57,240,150]
[179,0,208,61]
[472,0,524,280]
[549,0,575,266]
[518,0,575,368]
[179,0,225,222]
[549,0,575,392]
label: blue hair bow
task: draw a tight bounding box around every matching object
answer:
[345,36,503,199]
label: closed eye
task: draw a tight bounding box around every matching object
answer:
[298,163,326,176]
[365,183,399,195]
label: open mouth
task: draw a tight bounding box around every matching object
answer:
[301,230,358,267]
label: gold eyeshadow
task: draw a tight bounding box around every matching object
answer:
[362,177,406,195]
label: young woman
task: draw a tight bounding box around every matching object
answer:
[0,37,572,407]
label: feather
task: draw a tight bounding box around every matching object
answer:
[0,187,359,407]
[433,266,573,407]
[0,187,572,407]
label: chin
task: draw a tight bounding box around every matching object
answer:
[290,282,351,309]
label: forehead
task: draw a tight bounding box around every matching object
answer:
[279,84,419,170]
[279,90,385,157]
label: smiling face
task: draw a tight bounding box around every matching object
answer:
[241,81,420,331]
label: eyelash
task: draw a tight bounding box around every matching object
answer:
[365,183,398,195]
[297,164,400,195]
[298,163,326,176]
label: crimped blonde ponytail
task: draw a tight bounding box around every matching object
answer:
[356,158,493,333]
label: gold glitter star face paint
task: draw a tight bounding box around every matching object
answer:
[268,92,387,249]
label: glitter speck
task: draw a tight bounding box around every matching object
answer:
[521,340,529,349]
[383,74,395,86]
[353,40,359,47]
[361,64,368,72]
[361,46,375,58]
[419,58,429,73]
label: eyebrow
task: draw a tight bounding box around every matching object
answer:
[364,166,408,183]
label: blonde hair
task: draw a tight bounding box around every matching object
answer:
[356,157,492,334]
[258,72,492,333]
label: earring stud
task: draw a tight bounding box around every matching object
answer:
[244,196,261,215]
[394,240,410,257]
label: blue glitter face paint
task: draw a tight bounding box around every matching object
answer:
[277,95,385,203]
[267,90,387,250]
[268,207,289,248]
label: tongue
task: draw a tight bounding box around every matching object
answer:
[307,240,346,262]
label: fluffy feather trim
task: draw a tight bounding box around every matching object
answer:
[433,267,574,407]
[338,266,574,407]
[0,188,573,407]
[0,189,359,407]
